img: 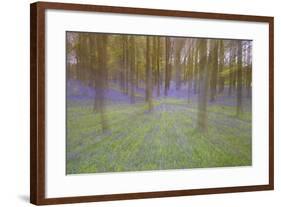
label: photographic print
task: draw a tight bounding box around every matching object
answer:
[66,32,252,174]
[31,2,273,204]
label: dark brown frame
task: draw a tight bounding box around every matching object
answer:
[30,1,274,205]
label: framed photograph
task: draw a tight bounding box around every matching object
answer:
[30,1,274,205]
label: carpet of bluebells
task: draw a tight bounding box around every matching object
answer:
[66,80,252,174]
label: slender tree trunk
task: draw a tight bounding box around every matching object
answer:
[130,36,136,103]
[152,37,157,92]
[125,36,129,94]
[135,44,139,89]
[246,43,252,98]
[175,41,182,91]
[218,40,225,93]
[146,37,153,110]
[95,35,108,132]
[164,37,170,96]
[183,56,188,85]
[209,40,219,102]
[88,35,98,111]
[187,48,194,102]
[120,37,126,92]
[157,37,161,96]
[193,47,199,94]
[228,47,234,96]
[232,49,237,93]
[76,34,88,82]
[236,41,243,116]
[145,37,149,101]
[197,39,209,132]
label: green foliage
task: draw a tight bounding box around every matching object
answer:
[66,98,252,174]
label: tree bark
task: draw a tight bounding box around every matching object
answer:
[95,35,109,132]
[197,39,209,132]
[218,40,225,93]
[236,40,243,116]
[187,47,194,102]
[156,37,161,96]
[130,36,136,104]
[209,40,219,102]
[146,37,153,110]
[164,37,170,96]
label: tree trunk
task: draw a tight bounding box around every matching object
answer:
[125,36,129,94]
[156,37,161,96]
[187,47,194,102]
[164,37,170,96]
[146,37,153,110]
[246,42,252,98]
[175,40,182,91]
[193,47,199,94]
[95,35,108,132]
[120,36,126,92]
[218,40,225,93]
[236,41,243,116]
[228,46,235,96]
[88,35,97,110]
[130,36,136,103]
[197,39,209,132]
[209,40,219,102]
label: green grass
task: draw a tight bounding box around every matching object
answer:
[66,98,252,174]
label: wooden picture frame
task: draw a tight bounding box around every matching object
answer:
[30,1,274,205]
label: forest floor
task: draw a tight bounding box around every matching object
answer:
[66,83,252,174]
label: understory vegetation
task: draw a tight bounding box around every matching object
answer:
[66,32,252,174]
